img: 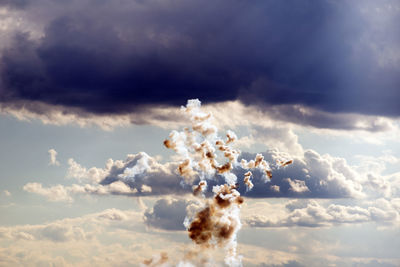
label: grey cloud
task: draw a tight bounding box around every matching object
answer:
[0,0,28,8]
[0,99,185,130]
[143,198,191,231]
[260,105,395,132]
[39,224,78,242]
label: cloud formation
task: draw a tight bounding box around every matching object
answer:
[24,152,188,202]
[0,0,28,8]
[143,198,191,231]
[0,0,399,118]
[0,204,398,266]
[24,146,400,202]
[0,208,189,266]
[236,149,365,199]
[246,198,400,228]
[48,148,59,166]
[0,208,135,243]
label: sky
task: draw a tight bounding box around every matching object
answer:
[0,0,400,266]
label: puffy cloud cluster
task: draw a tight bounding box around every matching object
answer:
[1,203,398,266]
[237,149,364,199]
[0,208,199,266]
[0,208,134,243]
[24,152,187,202]
[246,198,400,228]
[23,182,75,202]
[23,146,400,203]
[351,154,400,199]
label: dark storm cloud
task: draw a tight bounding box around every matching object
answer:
[0,0,28,8]
[1,0,400,117]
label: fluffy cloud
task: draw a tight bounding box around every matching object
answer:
[0,208,137,243]
[354,154,400,198]
[0,208,193,266]
[246,198,400,228]
[238,149,365,198]
[1,198,399,266]
[25,146,400,202]
[23,182,73,202]
[24,152,187,202]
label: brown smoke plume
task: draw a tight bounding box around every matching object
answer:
[186,183,243,266]
[277,159,293,167]
[243,171,253,190]
[162,99,293,266]
[142,252,169,267]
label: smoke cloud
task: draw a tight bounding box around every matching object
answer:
[159,99,292,266]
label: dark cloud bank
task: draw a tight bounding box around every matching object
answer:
[0,0,28,8]
[1,0,400,116]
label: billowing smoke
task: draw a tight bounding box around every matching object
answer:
[146,99,292,266]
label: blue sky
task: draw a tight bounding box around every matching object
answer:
[0,0,400,266]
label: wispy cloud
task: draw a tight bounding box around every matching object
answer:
[47,148,59,166]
